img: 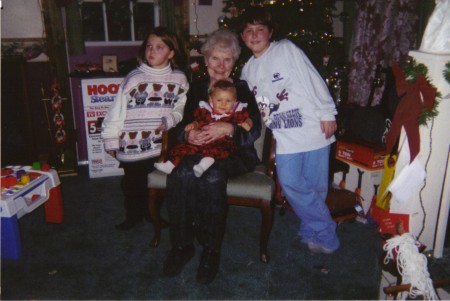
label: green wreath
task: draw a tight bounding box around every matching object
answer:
[444,61,450,84]
[403,59,441,126]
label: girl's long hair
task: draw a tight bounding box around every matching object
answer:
[138,27,188,72]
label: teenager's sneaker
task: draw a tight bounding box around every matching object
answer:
[307,242,335,254]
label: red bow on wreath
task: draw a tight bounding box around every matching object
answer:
[385,63,437,163]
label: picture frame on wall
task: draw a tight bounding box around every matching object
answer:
[102,55,118,73]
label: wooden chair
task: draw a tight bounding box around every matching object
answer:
[147,123,276,263]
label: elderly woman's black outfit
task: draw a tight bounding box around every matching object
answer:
[163,79,261,284]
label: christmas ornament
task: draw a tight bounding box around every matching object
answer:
[50,80,67,145]
[218,15,226,28]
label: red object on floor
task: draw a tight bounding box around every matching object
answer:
[370,206,409,236]
[44,185,64,223]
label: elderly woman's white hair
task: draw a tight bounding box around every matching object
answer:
[201,29,241,63]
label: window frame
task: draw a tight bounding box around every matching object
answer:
[82,0,160,47]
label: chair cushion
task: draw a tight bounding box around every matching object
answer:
[227,169,275,201]
[148,170,168,189]
[148,165,275,201]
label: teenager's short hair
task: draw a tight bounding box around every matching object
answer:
[209,79,237,99]
[238,6,275,33]
[201,29,241,63]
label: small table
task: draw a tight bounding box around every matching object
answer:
[1,165,64,260]
[334,140,387,215]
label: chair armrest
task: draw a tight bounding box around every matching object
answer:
[264,131,276,178]
[157,131,170,163]
[157,128,179,163]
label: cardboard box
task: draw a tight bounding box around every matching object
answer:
[336,140,387,170]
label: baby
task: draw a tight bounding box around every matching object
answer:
[154,79,252,177]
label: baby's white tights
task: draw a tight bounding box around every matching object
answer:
[193,157,215,177]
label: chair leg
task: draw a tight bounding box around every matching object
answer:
[148,188,163,248]
[259,199,273,263]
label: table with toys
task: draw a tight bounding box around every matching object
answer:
[1,163,64,260]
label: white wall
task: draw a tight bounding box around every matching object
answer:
[1,0,44,39]
[189,0,225,35]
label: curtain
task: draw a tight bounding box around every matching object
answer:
[160,0,176,32]
[348,0,421,106]
[65,0,86,56]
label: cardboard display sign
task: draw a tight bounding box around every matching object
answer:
[81,78,124,178]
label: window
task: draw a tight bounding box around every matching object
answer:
[81,0,160,45]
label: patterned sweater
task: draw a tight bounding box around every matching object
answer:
[102,64,189,162]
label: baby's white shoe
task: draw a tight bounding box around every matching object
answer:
[154,161,175,174]
[193,157,215,177]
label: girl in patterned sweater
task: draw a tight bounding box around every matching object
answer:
[102,27,189,230]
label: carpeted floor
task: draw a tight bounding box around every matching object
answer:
[1,166,385,300]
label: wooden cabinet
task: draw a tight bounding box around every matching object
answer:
[1,57,53,165]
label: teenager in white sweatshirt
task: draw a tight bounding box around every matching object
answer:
[240,7,339,254]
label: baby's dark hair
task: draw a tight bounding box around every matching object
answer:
[209,79,237,99]
[138,27,188,71]
[238,6,276,33]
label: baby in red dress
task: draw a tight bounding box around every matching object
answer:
[154,79,252,177]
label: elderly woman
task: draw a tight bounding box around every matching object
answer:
[162,29,262,284]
